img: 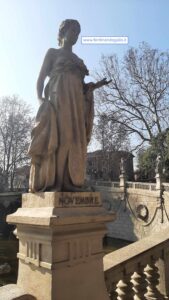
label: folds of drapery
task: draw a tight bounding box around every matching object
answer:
[28,53,94,193]
[84,86,94,145]
[28,101,58,192]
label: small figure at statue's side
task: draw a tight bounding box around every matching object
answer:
[28,19,111,192]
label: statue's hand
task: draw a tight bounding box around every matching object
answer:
[83,82,95,94]
[95,78,112,89]
[84,78,112,93]
[86,82,95,89]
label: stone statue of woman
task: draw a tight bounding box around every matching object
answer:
[28,19,111,192]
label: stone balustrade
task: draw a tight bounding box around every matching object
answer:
[163,183,169,192]
[89,180,120,188]
[88,179,169,241]
[127,181,156,191]
[89,180,159,191]
[104,227,169,299]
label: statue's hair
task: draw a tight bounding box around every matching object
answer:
[58,19,81,46]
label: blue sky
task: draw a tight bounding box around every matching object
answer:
[0,0,169,114]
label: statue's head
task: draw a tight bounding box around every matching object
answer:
[58,19,81,47]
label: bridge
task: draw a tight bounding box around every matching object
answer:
[90,179,169,242]
[1,181,169,299]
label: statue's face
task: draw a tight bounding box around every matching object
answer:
[63,24,79,46]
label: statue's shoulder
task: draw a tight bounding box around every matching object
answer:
[43,48,60,66]
[72,52,82,61]
[46,48,59,58]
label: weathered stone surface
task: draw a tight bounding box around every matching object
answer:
[104,228,169,298]
[0,284,35,300]
[7,192,113,227]
[95,184,169,241]
[5,192,115,300]
[28,19,111,193]
[22,191,102,207]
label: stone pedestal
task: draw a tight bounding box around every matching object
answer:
[156,173,162,191]
[4,192,115,300]
[119,174,126,191]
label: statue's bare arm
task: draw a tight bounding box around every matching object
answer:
[37,48,55,100]
[84,78,112,94]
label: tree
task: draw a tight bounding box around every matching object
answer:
[91,113,130,180]
[95,42,169,151]
[137,129,169,181]
[137,146,157,181]
[0,95,33,191]
[94,113,130,152]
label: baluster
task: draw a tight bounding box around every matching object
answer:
[131,266,147,300]
[116,273,134,300]
[109,281,118,300]
[156,250,169,298]
[144,259,164,300]
[105,277,117,300]
[105,275,118,300]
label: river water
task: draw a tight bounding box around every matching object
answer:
[0,239,18,286]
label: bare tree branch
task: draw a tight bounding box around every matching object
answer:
[0,95,33,190]
[94,42,169,151]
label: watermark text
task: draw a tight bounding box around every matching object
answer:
[82,36,128,45]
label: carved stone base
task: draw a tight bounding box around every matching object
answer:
[2,192,115,300]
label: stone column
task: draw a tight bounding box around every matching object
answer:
[155,173,162,191]
[119,157,126,192]
[3,192,115,300]
[119,174,126,191]
[155,154,163,192]
[157,250,169,298]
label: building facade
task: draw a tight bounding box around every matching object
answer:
[86,150,134,181]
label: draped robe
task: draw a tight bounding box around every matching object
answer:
[28,49,94,192]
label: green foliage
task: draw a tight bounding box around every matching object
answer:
[94,113,130,152]
[138,130,169,181]
[138,147,156,180]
